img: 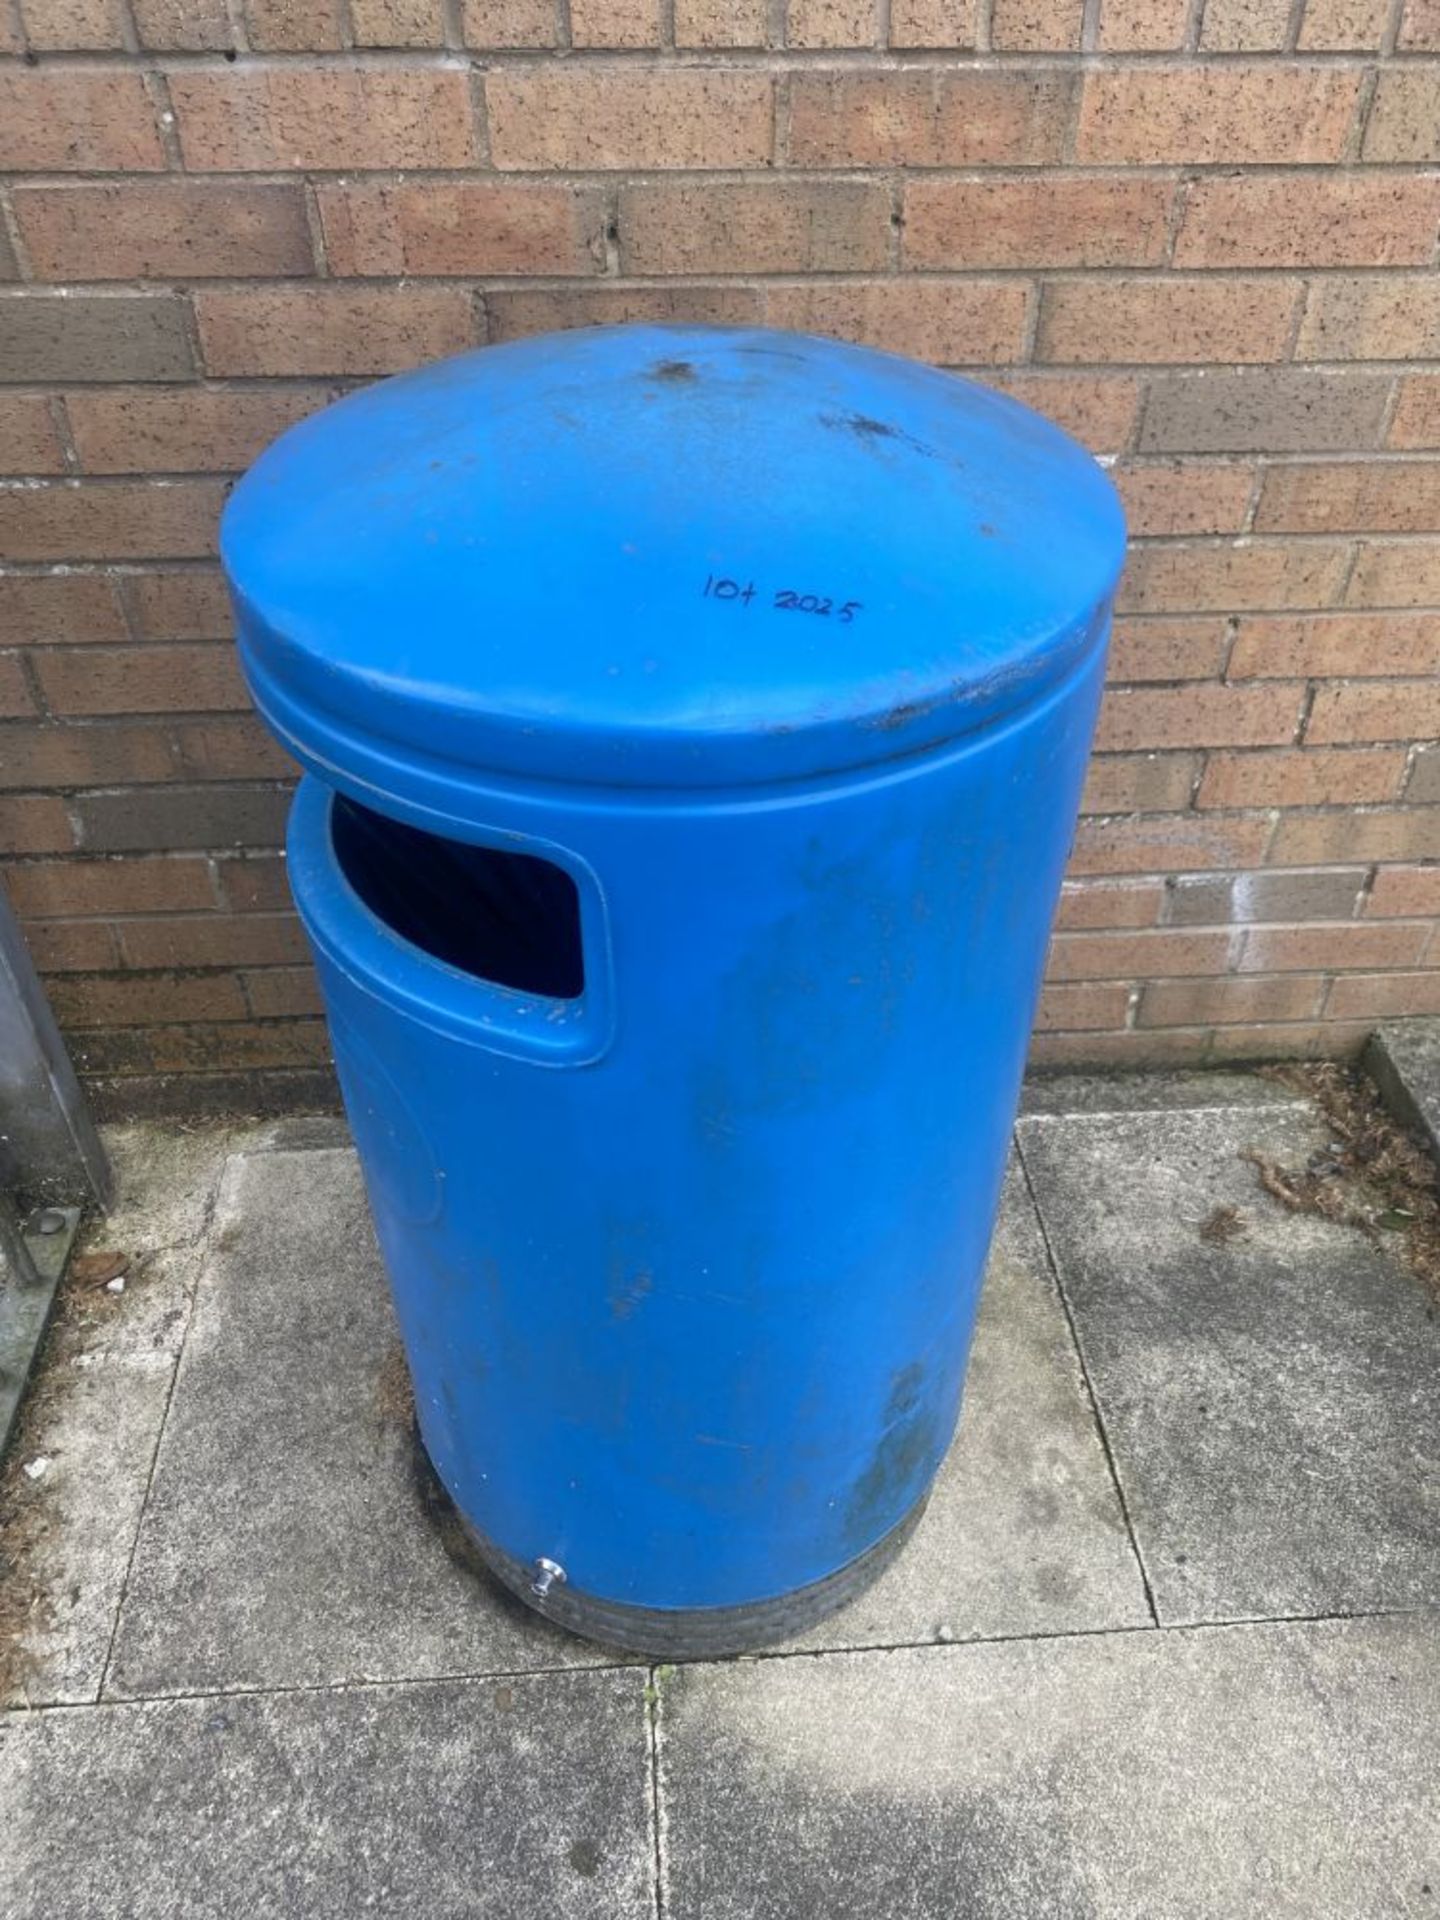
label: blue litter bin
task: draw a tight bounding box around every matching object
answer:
[222,324,1125,1655]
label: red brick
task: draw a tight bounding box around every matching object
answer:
[571,0,663,42]
[0,652,35,718]
[0,795,76,855]
[622,182,892,275]
[888,0,980,43]
[1107,618,1232,683]
[1297,277,1440,361]
[788,0,880,41]
[1229,613,1440,679]
[1367,867,1440,918]
[1398,0,1440,45]
[46,970,249,1028]
[991,0,1083,44]
[1176,176,1440,270]
[171,66,479,171]
[676,0,769,43]
[788,70,1073,168]
[349,0,447,42]
[1269,808,1440,864]
[1076,66,1360,165]
[1363,69,1440,163]
[1116,542,1351,615]
[147,1018,332,1073]
[763,280,1027,365]
[196,289,475,378]
[130,0,233,47]
[68,387,328,477]
[242,966,324,1018]
[217,854,291,912]
[128,571,234,642]
[1030,1028,1213,1068]
[1326,970,1440,1019]
[1138,974,1326,1027]
[7,854,214,917]
[0,68,165,172]
[117,911,308,970]
[1067,813,1274,876]
[1197,748,1406,809]
[903,176,1170,270]
[1254,464,1440,537]
[1097,0,1189,45]
[1346,543,1440,608]
[461,0,557,43]
[318,181,604,278]
[1050,929,1233,982]
[487,67,772,169]
[1242,922,1429,973]
[23,0,128,48]
[172,717,297,781]
[1306,681,1440,745]
[0,723,178,791]
[1081,752,1200,813]
[1114,465,1256,538]
[1207,1019,1373,1062]
[0,481,226,563]
[23,920,120,974]
[1199,0,1288,43]
[1390,379,1440,451]
[13,183,314,282]
[1034,982,1133,1031]
[244,0,343,46]
[487,284,762,342]
[1096,684,1302,752]
[1038,279,1298,366]
[1299,0,1389,45]
[0,396,66,476]
[984,374,1140,455]
[0,576,126,645]
[1056,880,1167,930]
[32,644,249,718]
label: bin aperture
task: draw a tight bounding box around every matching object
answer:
[331,797,585,1002]
[223,323,1126,1658]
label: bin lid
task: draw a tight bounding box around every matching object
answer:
[223,324,1125,794]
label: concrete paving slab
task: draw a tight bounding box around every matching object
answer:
[1018,1105,1440,1623]
[0,1668,653,1920]
[778,1167,1148,1651]
[656,1612,1439,1920]
[108,1148,620,1699]
[1367,1017,1440,1157]
[1,1126,235,1707]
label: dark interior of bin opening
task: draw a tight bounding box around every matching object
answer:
[331,796,585,1000]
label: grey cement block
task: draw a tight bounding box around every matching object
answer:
[1138,369,1391,455]
[0,293,195,383]
[0,1668,653,1920]
[656,1613,1440,1920]
[108,1148,619,1698]
[1017,1105,1440,1623]
[778,1168,1148,1651]
[1366,1017,1440,1159]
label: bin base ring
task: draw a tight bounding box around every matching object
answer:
[412,1428,929,1659]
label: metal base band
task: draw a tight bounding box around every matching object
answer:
[412,1431,928,1659]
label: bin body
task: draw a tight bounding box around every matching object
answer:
[224,324,1125,1653]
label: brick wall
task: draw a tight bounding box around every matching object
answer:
[1,1,1439,1111]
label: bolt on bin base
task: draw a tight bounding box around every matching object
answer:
[413,1430,928,1659]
